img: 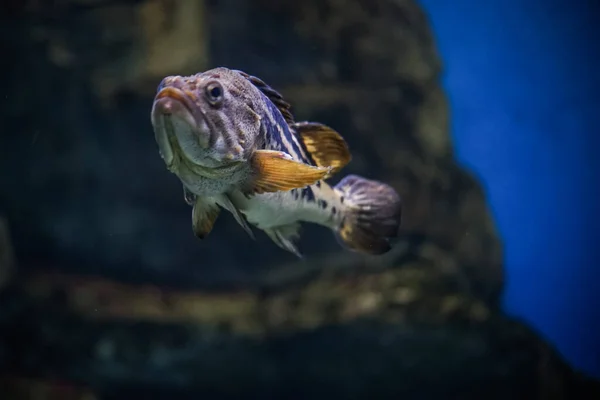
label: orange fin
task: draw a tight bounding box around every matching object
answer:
[248,150,331,194]
[292,121,352,176]
[191,197,220,239]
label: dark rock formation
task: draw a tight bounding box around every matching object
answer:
[1,267,600,399]
[0,217,14,291]
[0,0,501,302]
[1,0,595,399]
[0,269,599,400]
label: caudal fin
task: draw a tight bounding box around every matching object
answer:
[334,174,402,255]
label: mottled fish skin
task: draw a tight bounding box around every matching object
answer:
[151,68,263,196]
[224,74,343,229]
[257,89,312,165]
[151,67,402,257]
[230,177,343,232]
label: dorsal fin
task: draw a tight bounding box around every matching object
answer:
[291,121,352,176]
[234,70,295,125]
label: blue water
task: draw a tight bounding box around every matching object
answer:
[418,0,600,377]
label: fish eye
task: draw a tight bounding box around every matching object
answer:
[205,81,223,106]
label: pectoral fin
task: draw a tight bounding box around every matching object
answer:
[192,197,220,239]
[248,150,331,194]
[292,121,351,176]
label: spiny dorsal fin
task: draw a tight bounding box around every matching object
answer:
[234,70,295,125]
[291,121,352,176]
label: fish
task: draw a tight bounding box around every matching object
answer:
[150,67,402,257]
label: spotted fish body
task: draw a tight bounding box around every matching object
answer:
[151,67,402,256]
[226,87,345,255]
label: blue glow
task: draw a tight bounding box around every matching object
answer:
[418,0,600,377]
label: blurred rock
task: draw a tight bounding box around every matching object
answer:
[90,0,209,105]
[0,377,97,400]
[0,217,14,291]
[1,272,598,400]
[0,0,574,396]
[0,0,502,305]
[19,256,494,335]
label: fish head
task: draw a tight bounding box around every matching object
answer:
[151,68,262,169]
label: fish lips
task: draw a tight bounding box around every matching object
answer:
[151,87,211,167]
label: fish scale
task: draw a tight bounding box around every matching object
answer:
[261,99,312,165]
[151,67,403,257]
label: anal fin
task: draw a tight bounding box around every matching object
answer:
[291,121,352,176]
[248,150,331,194]
[217,193,255,240]
[264,223,303,258]
[192,197,221,239]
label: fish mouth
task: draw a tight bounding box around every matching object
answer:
[151,87,210,169]
[154,87,198,115]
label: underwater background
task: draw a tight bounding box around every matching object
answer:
[419,0,600,378]
[0,0,598,398]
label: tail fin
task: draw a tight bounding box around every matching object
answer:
[334,174,402,255]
